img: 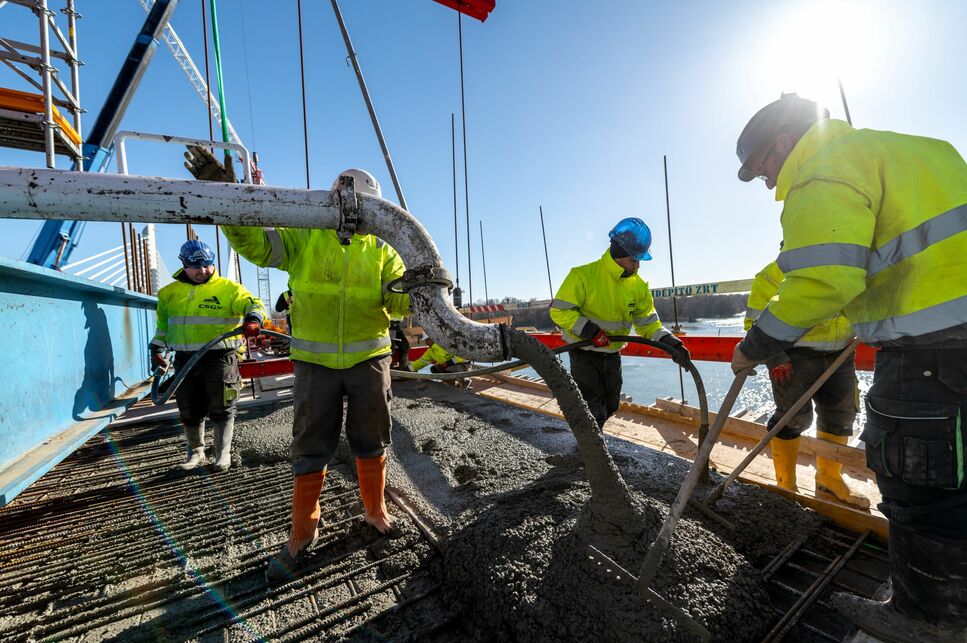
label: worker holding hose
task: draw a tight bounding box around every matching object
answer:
[149,240,265,472]
[744,258,868,509]
[733,93,967,642]
[183,147,409,583]
[550,217,689,429]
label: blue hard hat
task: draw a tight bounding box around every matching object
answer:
[178,240,216,268]
[608,218,653,261]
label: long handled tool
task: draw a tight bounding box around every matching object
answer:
[703,339,860,507]
[584,368,752,642]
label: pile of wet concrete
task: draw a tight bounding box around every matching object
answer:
[234,379,825,642]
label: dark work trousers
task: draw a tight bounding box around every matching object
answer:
[862,346,967,537]
[569,349,622,429]
[769,347,858,440]
[291,356,392,476]
[174,349,240,427]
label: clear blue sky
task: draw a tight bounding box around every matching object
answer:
[3,0,967,305]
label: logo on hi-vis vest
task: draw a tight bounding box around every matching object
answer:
[199,295,223,310]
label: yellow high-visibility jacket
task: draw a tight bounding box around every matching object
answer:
[743,119,967,359]
[151,269,265,352]
[550,249,669,352]
[222,226,410,369]
[745,260,853,351]
[410,343,467,372]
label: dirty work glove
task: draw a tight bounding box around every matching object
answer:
[730,343,761,374]
[767,353,793,386]
[242,319,262,339]
[151,352,169,371]
[184,145,236,183]
[578,321,610,347]
[658,334,690,367]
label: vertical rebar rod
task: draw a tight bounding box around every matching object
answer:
[458,11,472,305]
[141,237,151,295]
[64,0,81,143]
[121,223,131,290]
[539,205,554,298]
[663,155,685,403]
[37,0,56,168]
[130,226,140,292]
[330,0,407,209]
[837,77,853,126]
[451,113,460,294]
[297,0,310,189]
[479,220,489,304]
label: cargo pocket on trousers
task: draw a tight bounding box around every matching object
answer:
[862,395,964,490]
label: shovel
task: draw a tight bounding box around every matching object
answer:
[586,368,752,642]
[703,339,860,507]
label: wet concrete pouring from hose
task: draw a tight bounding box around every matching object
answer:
[0,378,828,642]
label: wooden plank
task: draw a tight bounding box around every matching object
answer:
[652,399,869,471]
[476,375,886,539]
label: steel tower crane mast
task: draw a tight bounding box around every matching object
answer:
[26,0,179,269]
[136,0,241,145]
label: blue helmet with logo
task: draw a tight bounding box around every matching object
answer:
[608,217,653,261]
[178,240,216,268]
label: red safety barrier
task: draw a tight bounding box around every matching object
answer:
[239,333,877,379]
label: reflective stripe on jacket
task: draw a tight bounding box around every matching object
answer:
[744,119,967,358]
[152,269,265,352]
[549,249,669,353]
[222,226,410,369]
[410,343,467,372]
[744,260,853,351]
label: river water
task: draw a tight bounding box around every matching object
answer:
[513,314,872,442]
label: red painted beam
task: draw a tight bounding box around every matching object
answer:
[432,0,495,22]
[525,333,876,371]
[238,333,877,379]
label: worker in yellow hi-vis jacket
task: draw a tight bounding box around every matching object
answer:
[744,258,866,508]
[732,93,967,641]
[550,218,689,429]
[183,146,409,585]
[150,240,265,473]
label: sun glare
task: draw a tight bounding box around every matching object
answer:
[763,1,881,116]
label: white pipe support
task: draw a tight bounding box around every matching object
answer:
[0,167,510,362]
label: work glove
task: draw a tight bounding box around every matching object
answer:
[578,321,610,348]
[767,353,793,386]
[151,352,169,371]
[242,319,262,339]
[658,333,691,367]
[184,145,236,183]
[730,343,762,374]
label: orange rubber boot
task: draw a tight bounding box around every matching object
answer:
[356,455,396,534]
[286,469,326,557]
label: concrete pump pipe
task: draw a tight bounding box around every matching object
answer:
[0,167,509,362]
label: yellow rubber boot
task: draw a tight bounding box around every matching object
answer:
[770,436,801,492]
[815,432,871,509]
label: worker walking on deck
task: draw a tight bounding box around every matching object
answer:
[550,218,690,429]
[745,259,868,509]
[149,240,265,472]
[183,147,409,583]
[732,93,967,642]
[389,316,410,371]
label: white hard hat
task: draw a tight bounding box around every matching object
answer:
[331,168,382,199]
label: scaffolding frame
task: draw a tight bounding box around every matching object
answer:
[0,0,83,167]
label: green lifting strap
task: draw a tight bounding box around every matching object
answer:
[208,0,231,146]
